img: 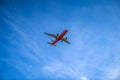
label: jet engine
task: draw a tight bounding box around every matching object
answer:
[57,34,59,36]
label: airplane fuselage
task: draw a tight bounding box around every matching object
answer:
[52,30,68,45]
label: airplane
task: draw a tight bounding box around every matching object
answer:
[44,29,70,46]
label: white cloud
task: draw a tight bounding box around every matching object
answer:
[80,76,88,80]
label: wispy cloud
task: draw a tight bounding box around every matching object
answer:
[1,0,120,80]
[1,18,49,79]
[102,66,120,80]
[42,22,120,80]
[43,60,88,80]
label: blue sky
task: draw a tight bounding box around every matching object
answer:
[0,0,120,80]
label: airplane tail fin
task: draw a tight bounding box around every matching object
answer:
[47,42,56,46]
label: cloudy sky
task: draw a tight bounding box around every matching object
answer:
[0,0,120,80]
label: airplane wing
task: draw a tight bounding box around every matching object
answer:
[61,38,70,44]
[44,32,57,38]
[64,40,70,44]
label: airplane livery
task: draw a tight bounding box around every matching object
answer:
[44,29,70,46]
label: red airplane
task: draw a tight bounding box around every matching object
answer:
[44,29,70,46]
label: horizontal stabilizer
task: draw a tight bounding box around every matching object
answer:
[47,42,56,46]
